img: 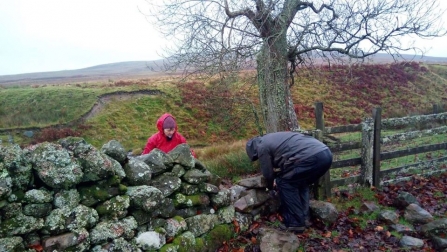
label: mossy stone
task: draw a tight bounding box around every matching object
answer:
[0,237,25,252]
[23,203,52,218]
[202,224,234,252]
[173,193,210,208]
[159,243,180,252]
[95,195,129,218]
[78,183,126,207]
[171,231,196,252]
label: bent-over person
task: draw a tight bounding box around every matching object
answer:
[246,131,332,233]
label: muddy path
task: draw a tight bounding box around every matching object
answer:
[83,90,162,120]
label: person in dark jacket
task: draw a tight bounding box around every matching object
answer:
[246,131,332,233]
[142,113,196,157]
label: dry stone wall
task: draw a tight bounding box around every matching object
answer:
[0,137,276,252]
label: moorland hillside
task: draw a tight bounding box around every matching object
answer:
[0,59,446,154]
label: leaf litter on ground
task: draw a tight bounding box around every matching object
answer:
[218,172,447,252]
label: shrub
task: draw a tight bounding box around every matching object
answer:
[34,127,82,143]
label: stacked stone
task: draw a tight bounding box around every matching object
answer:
[0,137,245,252]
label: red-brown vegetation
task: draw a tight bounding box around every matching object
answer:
[33,127,83,144]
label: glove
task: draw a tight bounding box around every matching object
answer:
[268,189,279,198]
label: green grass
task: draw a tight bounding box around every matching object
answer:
[203,151,258,180]
[1,63,447,181]
[327,127,447,179]
[82,95,174,151]
[0,86,100,128]
[328,186,403,231]
[330,186,377,210]
[195,140,259,180]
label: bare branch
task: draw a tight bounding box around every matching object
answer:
[223,0,254,19]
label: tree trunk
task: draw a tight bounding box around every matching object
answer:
[256,32,299,133]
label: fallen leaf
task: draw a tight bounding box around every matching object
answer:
[385,231,391,238]
[332,236,340,244]
[28,244,43,252]
[248,222,260,232]
[374,226,384,231]
[217,241,229,252]
[251,237,257,244]
[233,219,240,233]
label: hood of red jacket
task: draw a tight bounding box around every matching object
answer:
[156,113,178,133]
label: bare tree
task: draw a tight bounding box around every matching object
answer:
[142,0,446,133]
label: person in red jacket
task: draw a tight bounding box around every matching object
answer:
[142,113,196,157]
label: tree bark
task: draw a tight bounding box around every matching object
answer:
[256,31,299,133]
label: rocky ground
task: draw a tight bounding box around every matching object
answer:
[217,172,447,252]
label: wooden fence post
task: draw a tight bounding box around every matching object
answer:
[314,102,330,199]
[315,102,324,132]
[433,104,439,114]
[312,129,330,199]
[372,107,382,188]
[359,117,374,186]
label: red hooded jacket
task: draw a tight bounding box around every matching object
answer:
[142,113,196,157]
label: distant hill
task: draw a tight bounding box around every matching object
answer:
[367,53,447,64]
[1,53,446,86]
[0,59,170,86]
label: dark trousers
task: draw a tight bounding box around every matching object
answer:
[275,149,332,227]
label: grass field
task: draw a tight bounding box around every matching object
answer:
[1,62,446,177]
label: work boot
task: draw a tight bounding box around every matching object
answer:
[278,223,305,234]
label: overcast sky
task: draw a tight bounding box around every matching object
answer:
[1,0,447,76]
